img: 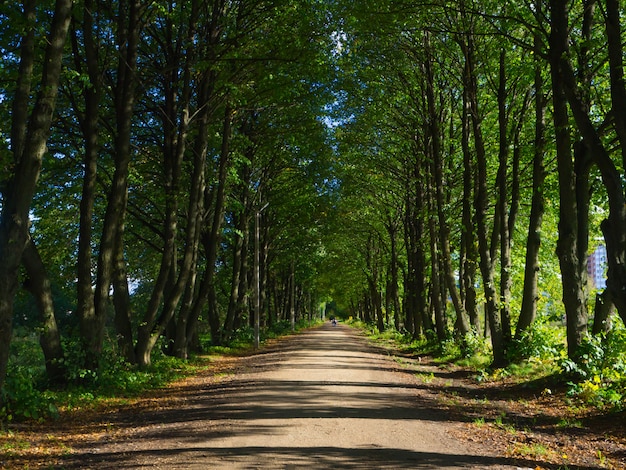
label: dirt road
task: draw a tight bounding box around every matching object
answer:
[63,324,531,469]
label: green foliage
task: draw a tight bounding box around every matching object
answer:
[460,332,491,359]
[562,322,626,410]
[367,325,408,344]
[1,336,58,423]
[0,331,206,424]
[510,321,567,361]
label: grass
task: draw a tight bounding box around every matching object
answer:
[1,432,30,456]
[511,442,550,458]
[415,371,435,384]
[494,413,517,434]
[556,417,583,429]
[473,417,486,427]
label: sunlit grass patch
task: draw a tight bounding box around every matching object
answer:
[510,441,550,458]
[415,371,435,384]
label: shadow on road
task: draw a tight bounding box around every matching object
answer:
[63,445,571,469]
[59,324,598,469]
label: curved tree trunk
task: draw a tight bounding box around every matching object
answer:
[22,239,66,384]
[0,0,72,392]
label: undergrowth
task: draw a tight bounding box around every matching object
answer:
[350,317,626,412]
[1,319,318,426]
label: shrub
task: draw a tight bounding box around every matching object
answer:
[509,321,566,361]
[1,336,58,422]
[562,320,626,410]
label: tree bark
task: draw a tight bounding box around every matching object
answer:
[198,105,234,346]
[386,215,402,330]
[137,1,206,363]
[223,205,248,341]
[113,221,135,364]
[22,239,66,384]
[496,49,513,349]
[424,34,469,338]
[549,0,589,360]
[459,27,505,366]
[0,0,72,392]
[460,65,479,333]
[601,0,626,326]
[90,0,144,370]
[426,165,448,342]
[592,290,614,336]
[517,28,547,338]
[366,235,385,332]
[71,0,101,354]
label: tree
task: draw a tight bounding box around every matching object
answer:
[0,0,72,393]
[516,13,548,339]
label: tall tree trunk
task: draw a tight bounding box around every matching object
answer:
[0,0,72,392]
[386,216,401,330]
[404,153,429,338]
[90,0,143,370]
[139,3,205,363]
[497,49,513,349]
[173,255,199,359]
[601,0,626,325]
[72,0,101,357]
[549,0,588,360]
[290,261,296,331]
[366,235,384,331]
[459,28,505,366]
[460,68,479,333]
[223,209,247,341]
[204,106,235,345]
[426,162,446,342]
[517,29,547,337]
[235,221,250,331]
[424,34,469,338]
[113,220,135,363]
[135,99,209,366]
[403,190,418,336]
[261,225,270,328]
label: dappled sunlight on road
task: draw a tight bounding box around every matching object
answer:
[61,325,542,469]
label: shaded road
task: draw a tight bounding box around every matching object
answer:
[65,324,530,469]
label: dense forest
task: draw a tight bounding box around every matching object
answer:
[1,0,625,418]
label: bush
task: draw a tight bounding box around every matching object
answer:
[461,331,490,358]
[1,336,58,422]
[562,321,626,410]
[509,321,566,361]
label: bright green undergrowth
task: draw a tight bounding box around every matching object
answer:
[351,317,626,412]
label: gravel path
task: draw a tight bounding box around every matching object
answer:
[64,323,528,469]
